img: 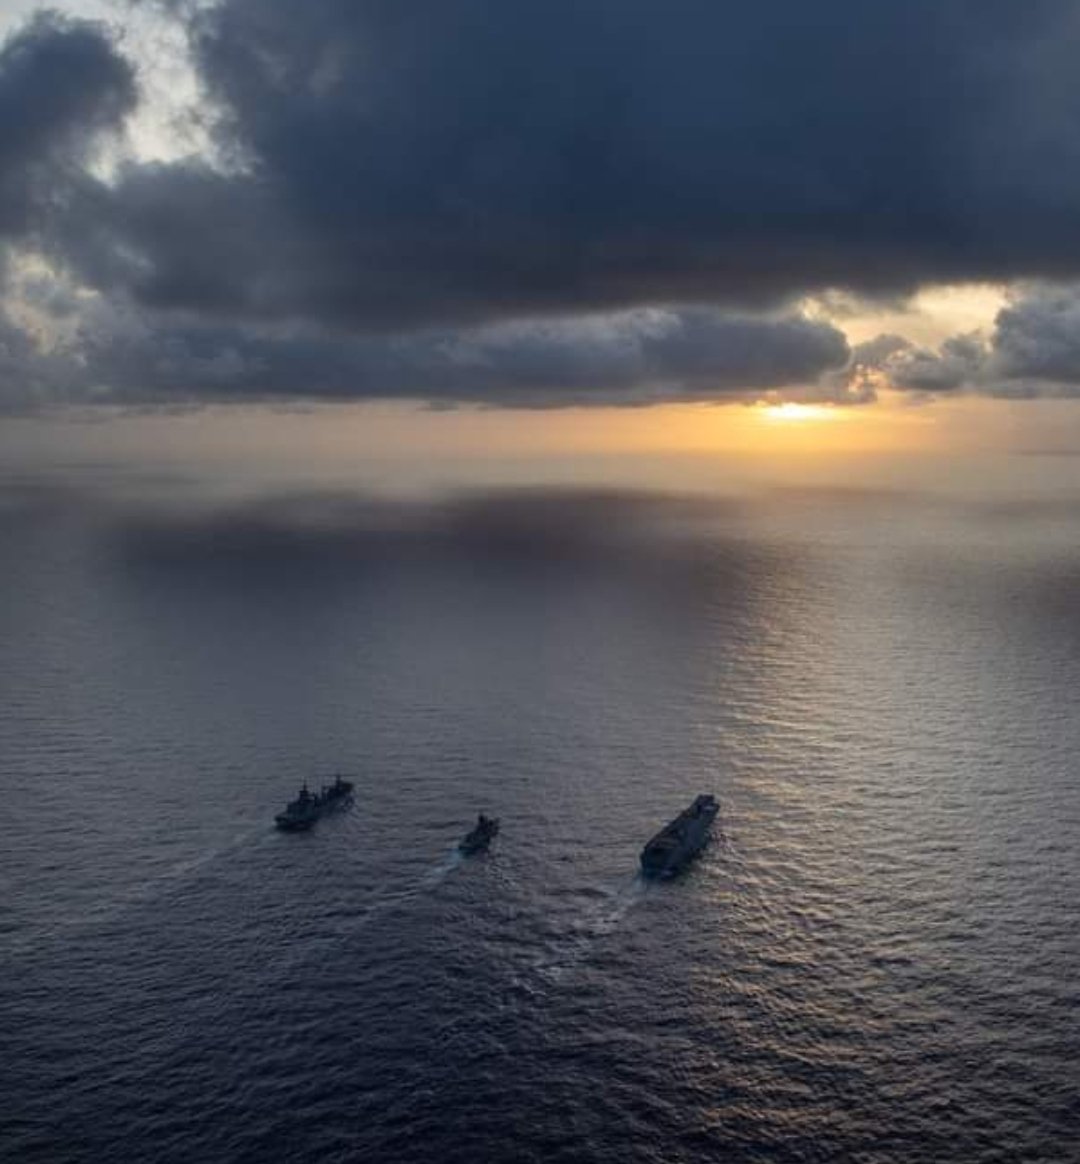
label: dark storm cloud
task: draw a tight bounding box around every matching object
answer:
[885,334,987,394]
[56,304,848,408]
[1,285,851,411]
[9,2,1080,409]
[64,0,1080,329]
[992,286,1080,387]
[0,12,135,239]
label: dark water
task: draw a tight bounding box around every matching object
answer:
[3,480,1080,1163]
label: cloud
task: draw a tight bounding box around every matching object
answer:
[57,0,1080,330]
[992,285,1080,389]
[869,283,1080,400]
[9,3,1080,410]
[882,333,988,394]
[0,299,851,411]
[0,12,135,239]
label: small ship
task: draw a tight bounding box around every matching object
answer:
[459,813,499,854]
[640,794,718,879]
[274,775,354,831]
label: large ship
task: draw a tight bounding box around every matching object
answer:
[640,794,718,878]
[274,775,354,831]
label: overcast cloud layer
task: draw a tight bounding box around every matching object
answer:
[4,1,1080,410]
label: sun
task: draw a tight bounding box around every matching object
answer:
[759,402,839,423]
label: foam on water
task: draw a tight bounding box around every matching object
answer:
[523,874,651,986]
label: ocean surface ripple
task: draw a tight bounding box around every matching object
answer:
[2,485,1079,1162]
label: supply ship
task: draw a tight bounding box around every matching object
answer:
[274,775,354,831]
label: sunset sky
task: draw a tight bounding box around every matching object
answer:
[4,1,1080,493]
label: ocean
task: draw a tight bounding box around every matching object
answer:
[2,475,1079,1162]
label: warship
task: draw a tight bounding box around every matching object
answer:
[459,813,499,854]
[640,794,718,878]
[274,775,354,831]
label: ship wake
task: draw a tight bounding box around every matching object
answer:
[518,874,649,989]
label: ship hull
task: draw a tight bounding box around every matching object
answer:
[640,795,718,879]
[274,815,315,832]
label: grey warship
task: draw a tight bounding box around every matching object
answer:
[274,775,354,831]
[459,813,499,854]
[640,794,718,878]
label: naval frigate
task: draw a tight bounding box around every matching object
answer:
[459,813,499,854]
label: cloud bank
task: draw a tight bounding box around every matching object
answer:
[5,2,1080,410]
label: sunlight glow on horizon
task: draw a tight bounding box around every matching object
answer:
[758,402,843,424]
